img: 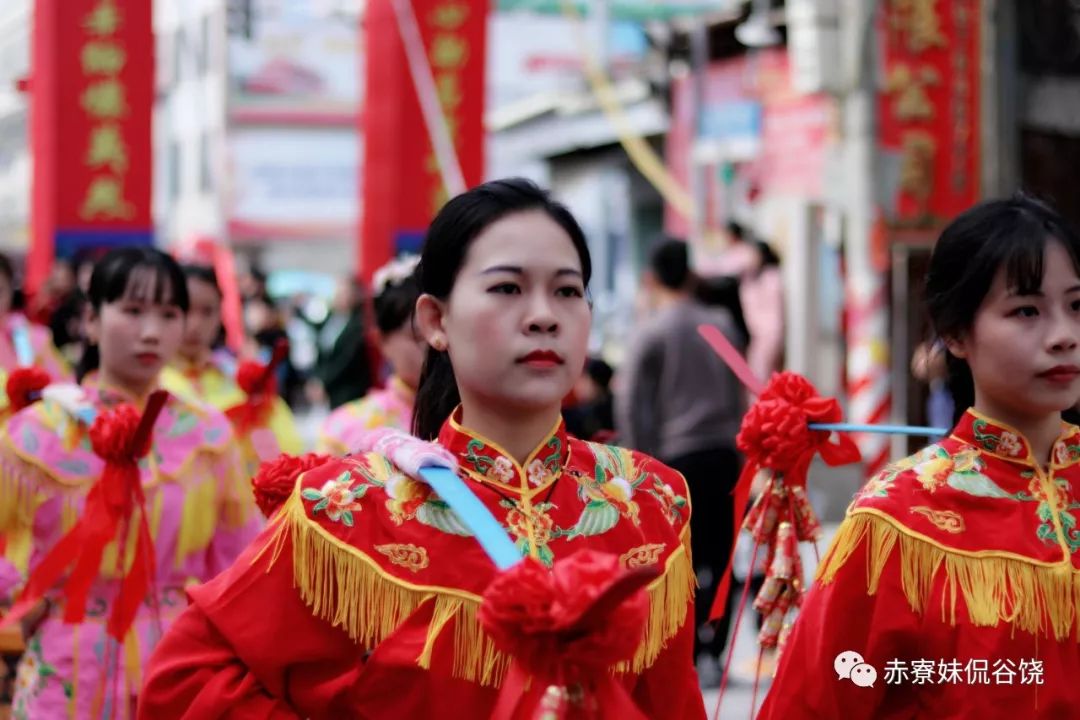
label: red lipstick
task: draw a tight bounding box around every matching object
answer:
[519,350,564,368]
[1038,365,1080,383]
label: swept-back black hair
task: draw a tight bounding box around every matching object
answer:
[77,246,190,382]
[374,267,420,335]
[183,263,222,296]
[925,193,1080,423]
[412,177,593,440]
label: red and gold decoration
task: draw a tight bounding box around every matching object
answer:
[710,372,862,633]
[879,0,981,223]
[359,0,488,280]
[28,0,154,292]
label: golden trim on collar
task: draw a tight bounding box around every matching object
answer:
[951,409,1034,464]
[443,407,568,495]
[953,408,1080,469]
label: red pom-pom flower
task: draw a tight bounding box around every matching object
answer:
[252,453,329,518]
[480,550,657,720]
[90,403,153,467]
[235,359,277,396]
[5,367,50,412]
[736,372,858,478]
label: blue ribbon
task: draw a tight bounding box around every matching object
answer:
[11,322,33,367]
[418,466,522,571]
[809,422,948,437]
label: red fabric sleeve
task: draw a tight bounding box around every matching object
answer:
[631,603,707,719]
[139,521,365,720]
[756,526,919,720]
[136,601,301,720]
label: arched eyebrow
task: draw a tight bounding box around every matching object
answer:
[480,265,582,279]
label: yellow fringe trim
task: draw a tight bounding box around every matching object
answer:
[0,458,38,533]
[818,511,1080,641]
[177,473,218,567]
[278,489,696,686]
[618,540,695,673]
[285,492,435,651]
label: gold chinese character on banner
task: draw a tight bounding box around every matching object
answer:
[889,0,945,53]
[84,0,122,37]
[885,64,940,121]
[436,74,463,111]
[82,41,126,75]
[81,177,133,220]
[86,124,128,172]
[431,2,469,30]
[82,79,127,118]
[899,130,936,211]
[430,34,468,70]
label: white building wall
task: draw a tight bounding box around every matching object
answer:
[0,0,30,254]
[153,0,229,248]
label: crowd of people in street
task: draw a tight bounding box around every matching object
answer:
[1,180,1079,718]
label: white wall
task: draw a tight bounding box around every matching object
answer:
[153,0,229,247]
[0,0,30,252]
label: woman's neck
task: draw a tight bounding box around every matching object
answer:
[974,400,1062,468]
[97,368,156,404]
[459,400,561,465]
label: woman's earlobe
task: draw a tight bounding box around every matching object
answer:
[415,294,447,349]
[943,337,966,360]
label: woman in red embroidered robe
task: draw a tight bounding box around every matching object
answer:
[760,196,1080,718]
[138,178,707,719]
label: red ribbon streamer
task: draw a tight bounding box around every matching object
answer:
[0,391,169,640]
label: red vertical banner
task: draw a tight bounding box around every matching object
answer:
[878,0,981,224]
[29,0,154,293]
[359,0,488,282]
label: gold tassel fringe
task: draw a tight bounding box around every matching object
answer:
[176,474,217,566]
[285,492,431,652]
[278,490,697,686]
[818,511,1080,641]
[618,540,695,673]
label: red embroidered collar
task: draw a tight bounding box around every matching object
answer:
[951,408,1080,468]
[438,407,570,494]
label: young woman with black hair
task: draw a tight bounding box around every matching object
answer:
[161,264,302,477]
[0,247,258,718]
[139,179,705,719]
[761,195,1080,717]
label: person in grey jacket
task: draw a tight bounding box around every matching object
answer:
[616,238,747,679]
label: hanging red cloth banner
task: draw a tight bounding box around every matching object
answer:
[359,0,488,283]
[28,0,154,294]
[878,0,982,224]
